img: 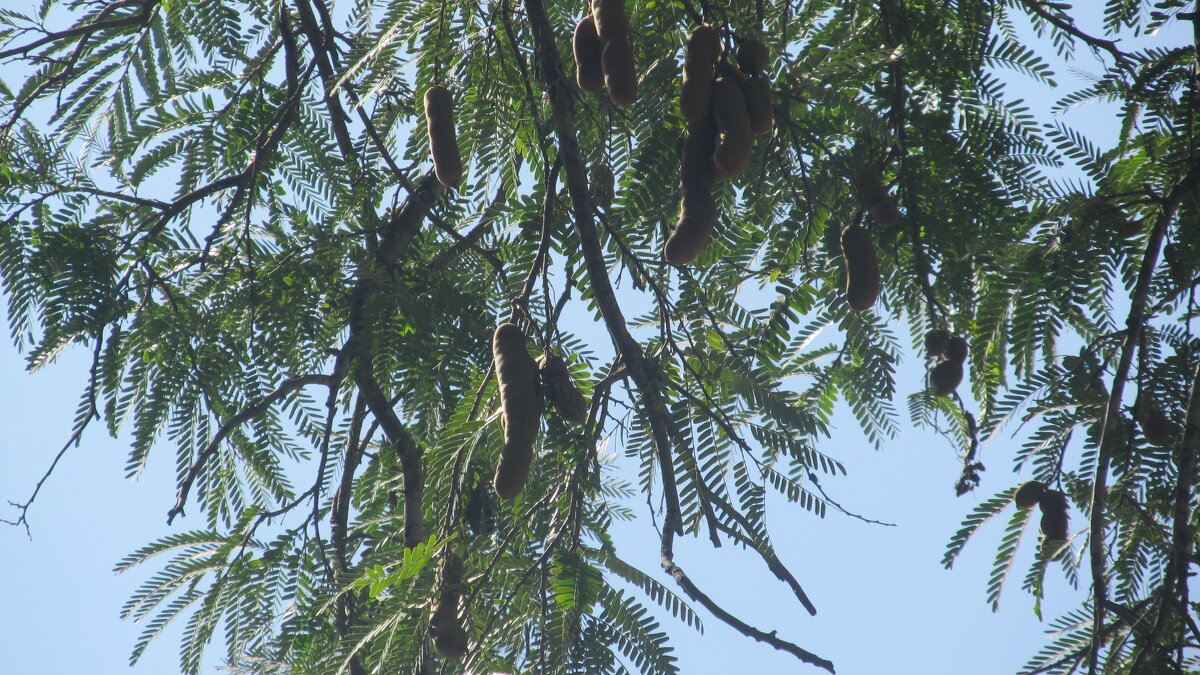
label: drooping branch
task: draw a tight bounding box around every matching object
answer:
[1087,162,1200,669]
[521,0,682,539]
[1017,0,1136,73]
[0,0,155,128]
[522,1,832,671]
[1132,362,1200,668]
[167,373,338,524]
[661,551,835,673]
[339,171,443,549]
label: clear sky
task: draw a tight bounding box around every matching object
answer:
[1,11,1190,675]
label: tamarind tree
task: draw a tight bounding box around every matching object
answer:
[1,0,1198,673]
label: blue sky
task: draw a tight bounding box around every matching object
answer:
[1,10,1191,675]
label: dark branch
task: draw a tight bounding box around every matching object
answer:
[166,374,337,524]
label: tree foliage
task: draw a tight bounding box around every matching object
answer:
[1,0,1198,673]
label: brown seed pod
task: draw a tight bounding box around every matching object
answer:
[851,167,887,208]
[1038,490,1069,541]
[840,224,880,311]
[573,17,605,93]
[492,323,539,499]
[424,85,463,188]
[431,552,468,659]
[711,76,752,178]
[430,597,469,659]
[665,190,718,266]
[591,0,630,44]
[602,37,637,107]
[1142,406,1173,446]
[945,336,968,363]
[463,479,494,536]
[538,353,587,424]
[924,328,952,358]
[869,198,900,228]
[590,162,615,208]
[680,115,719,194]
[736,38,769,75]
[716,59,748,83]
[851,167,898,226]
[1164,243,1189,287]
[1014,480,1046,509]
[740,76,773,136]
[929,359,964,397]
[680,25,720,127]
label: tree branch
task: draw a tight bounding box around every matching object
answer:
[1017,0,1136,73]
[521,0,682,538]
[1087,162,1200,669]
[166,374,337,524]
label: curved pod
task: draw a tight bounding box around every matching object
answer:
[591,0,630,43]
[492,323,539,499]
[710,76,752,177]
[665,189,718,266]
[602,37,637,107]
[740,76,773,136]
[736,38,769,75]
[424,85,463,188]
[680,25,720,127]
[930,359,964,397]
[839,224,880,311]
[573,17,605,92]
[538,353,587,424]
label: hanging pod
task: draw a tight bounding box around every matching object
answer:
[492,323,539,499]
[538,353,587,424]
[573,16,605,93]
[424,85,463,188]
[839,224,880,311]
[710,76,752,178]
[680,25,720,127]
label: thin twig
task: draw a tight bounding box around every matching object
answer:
[166,374,337,524]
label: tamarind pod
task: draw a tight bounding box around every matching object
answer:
[736,38,769,75]
[1142,406,1173,446]
[680,71,713,128]
[424,85,463,188]
[869,199,900,228]
[492,323,539,499]
[740,76,773,136]
[573,17,605,92]
[1038,490,1069,541]
[685,25,721,66]
[710,76,752,178]
[590,0,629,44]
[538,354,587,424]
[430,549,468,659]
[601,37,637,107]
[851,167,888,210]
[716,60,747,83]
[1164,243,1189,287]
[590,163,615,208]
[839,224,880,311]
[1014,480,1046,508]
[440,551,464,589]
[680,26,720,127]
[430,596,469,659]
[945,335,968,363]
[680,115,718,194]
[924,328,952,358]
[929,359,964,397]
[665,190,718,266]
[463,481,492,535]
